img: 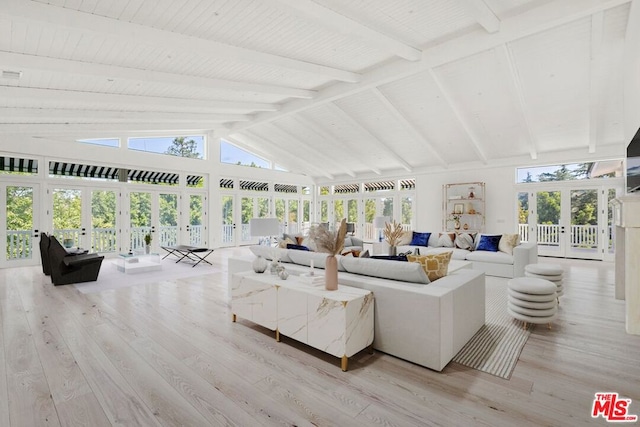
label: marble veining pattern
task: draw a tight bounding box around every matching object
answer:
[231,271,374,362]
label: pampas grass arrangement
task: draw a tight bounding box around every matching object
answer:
[383,220,404,247]
[308,218,347,256]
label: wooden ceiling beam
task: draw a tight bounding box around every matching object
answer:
[0,52,316,99]
[266,0,421,61]
[456,0,501,33]
[0,107,251,123]
[3,0,360,83]
[230,133,333,180]
[293,114,382,175]
[589,11,605,154]
[226,0,632,134]
[371,88,448,167]
[262,122,357,178]
[326,102,412,172]
[0,122,222,134]
[0,87,279,114]
[497,44,538,160]
[427,69,488,164]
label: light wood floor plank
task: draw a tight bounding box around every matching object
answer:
[1,249,639,426]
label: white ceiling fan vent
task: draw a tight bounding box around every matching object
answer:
[1,70,22,80]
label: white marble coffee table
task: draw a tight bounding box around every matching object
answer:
[232,271,374,371]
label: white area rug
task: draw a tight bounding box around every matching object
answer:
[452,276,533,379]
[73,257,218,294]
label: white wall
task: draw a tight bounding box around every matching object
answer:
[415,166,517,234]
[624,0,640,142]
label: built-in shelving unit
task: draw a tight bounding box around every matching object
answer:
[443,182,485,232]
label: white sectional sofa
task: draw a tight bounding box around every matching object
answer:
[397,233,538,278]
[228,246,486,372]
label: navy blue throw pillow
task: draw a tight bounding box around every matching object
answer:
[286,244,310,251]
[476,235,501,252]
[410,232,431,247]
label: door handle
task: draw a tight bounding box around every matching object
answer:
[81,227,86,236]
[560,226,565,234]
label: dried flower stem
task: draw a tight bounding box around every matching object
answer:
[383,220,404,247]
[309,218,347,256]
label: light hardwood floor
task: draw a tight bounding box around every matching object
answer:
[1,248,639,426]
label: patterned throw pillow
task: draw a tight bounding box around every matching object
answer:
[408,251,453,281]
[498,234,520,255]
[454,232,476,250]
[476,234,502,252]
[410,232,431,247]
[437,232,455,247]
[278,237,295,248]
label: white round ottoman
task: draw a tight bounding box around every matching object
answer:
[508,277,558,330]
[524,263,564,301]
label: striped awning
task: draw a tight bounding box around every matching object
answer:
[187,175,203,187]
[128,169,179,184]
[1,156,38,173]
[400,179,416,190]
[364,180,395,192]
[220,178,234,189]
[49,161,118,180]
[334,183,359,194]
[240,180,269,191]
[274,183,297,193]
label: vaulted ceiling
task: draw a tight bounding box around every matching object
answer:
[0,0,635,181]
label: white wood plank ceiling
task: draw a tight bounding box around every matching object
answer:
[0,0,634,180]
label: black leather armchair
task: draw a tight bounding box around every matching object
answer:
[39,232,52,275]
[48,235,104,285]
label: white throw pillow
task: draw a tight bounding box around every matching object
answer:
[498,234,520,255]
[437,232,455,248]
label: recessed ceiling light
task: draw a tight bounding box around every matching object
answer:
[1,70,22,80]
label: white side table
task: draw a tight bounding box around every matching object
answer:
[232,272,374,371]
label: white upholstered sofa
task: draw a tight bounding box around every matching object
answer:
[228,246,485,372]
[396,233,537,278]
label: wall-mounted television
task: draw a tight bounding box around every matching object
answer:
[627,127,640,193]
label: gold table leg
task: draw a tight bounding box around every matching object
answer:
[341,356,348,372]
[232,314,236,322]
[276,329,280,342]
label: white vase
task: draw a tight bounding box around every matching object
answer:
[252,255,268,273]
[145,245,150,254]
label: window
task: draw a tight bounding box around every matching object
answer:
[129,136,204,159]
[516,161,622,183]
[220,139,269,168]
[77,138,119,148]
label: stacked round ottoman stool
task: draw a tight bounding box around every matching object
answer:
[507,277,558,330]
[524,263,564,303]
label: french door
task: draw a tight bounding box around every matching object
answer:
[51,186,119,254]
[184,192,207,246]
[518,184,621,260]
[127,190,180,253]
[275,197,299,235]
[1,182,41,268]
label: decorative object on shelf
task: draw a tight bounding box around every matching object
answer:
[468,187,476,199]
[252,255,268,273]
[144,233,152,254]
[443,182,485,233]
[463,223,469,230]
[309,218,347,291]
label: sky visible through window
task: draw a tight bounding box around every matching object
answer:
[129,136,204,157]
[220,139,270,168]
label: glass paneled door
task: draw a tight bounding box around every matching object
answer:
[275,197,299,235]
[51,186,118,254]
[220,194,236,247]
[185,193,207,246]
[129,190,180,253]
[521,184,622,260]
[1,183,40,267]
[241,196,270,245]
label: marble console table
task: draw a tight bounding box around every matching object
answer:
[231,271,374,371]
